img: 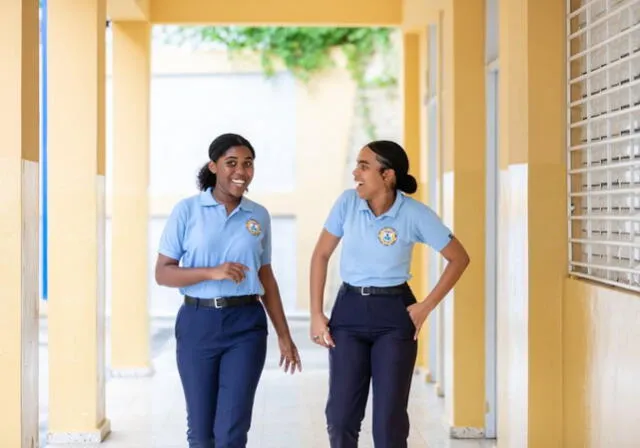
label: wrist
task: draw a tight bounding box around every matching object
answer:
[420,298,436,313]
[206,266,219,281]
[277,330,292,340]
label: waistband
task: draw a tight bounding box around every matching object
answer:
[342,282,410,296]
[184,294,259,309]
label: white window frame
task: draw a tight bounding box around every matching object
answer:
[566,0,640,292]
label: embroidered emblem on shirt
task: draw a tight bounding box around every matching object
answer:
[246,219,262,236]
[378,227,398,246]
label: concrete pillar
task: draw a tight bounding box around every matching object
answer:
[497,0,565,446]
[441,0,487,437]
[0,1,40,446]
[46,0,111,443]
[401,30,429,368]
[110,21,153,377]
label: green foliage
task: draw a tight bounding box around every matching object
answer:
[164,26,398,138]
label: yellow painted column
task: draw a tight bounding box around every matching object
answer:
[497,0,565,446]
[0,1,40,446]
[402,0,445,385]
[417,28,433,379]
[46,0,111,443]
[110,21,153,377]
[441,0,486,436]
[402,31,429,369]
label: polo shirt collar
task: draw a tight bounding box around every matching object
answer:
[358,191,404,218]
[199,187,255,212]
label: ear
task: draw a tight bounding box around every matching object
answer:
[382,168,396,184]
[208,161,216,174]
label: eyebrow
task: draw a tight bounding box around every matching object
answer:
[224,156,253,160]
[356,159,370,165]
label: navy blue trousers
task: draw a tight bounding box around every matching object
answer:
[325,284,418,448]
[175,300,268,448]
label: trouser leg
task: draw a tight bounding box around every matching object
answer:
[325,328,371,448]
[176,304,220,448]
[213,328,267,448]
[370,295,418,448]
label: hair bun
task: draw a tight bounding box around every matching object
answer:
[397,174,418,194]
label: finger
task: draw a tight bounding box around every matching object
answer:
[231,265,246,279]
[414,323,423,341]
[288,351,299,373]
[313,331,329,348]
[229,262,250,272]
[289,358,296,375]
[323,331,336,348]
[284,357,291,373]
[279,353,284,367]
[228,266,246,283]
[224,267,239,282]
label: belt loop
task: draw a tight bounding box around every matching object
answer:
[196,298,200,310]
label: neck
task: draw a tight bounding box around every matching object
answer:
[368,189,396,217]
[212,187,241,213]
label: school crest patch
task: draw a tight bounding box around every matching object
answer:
[378,227,398,246]
[246,219,262,236]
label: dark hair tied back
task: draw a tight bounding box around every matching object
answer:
[196,133,256,191]
[396,173,418,195]
[366,140,418,195]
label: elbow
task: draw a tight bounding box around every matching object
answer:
[155,267,167,287]
[459,251,471,271]
[311,249,330,267]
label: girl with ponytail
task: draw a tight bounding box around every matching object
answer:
[309,140,471,448]
[155,133,301,448]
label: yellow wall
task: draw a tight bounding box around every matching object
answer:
[0,0,40,445]
[441,0,486,431]
[564,279,640,447]
[149,0,402,25]
[498,0,565,446]
[110,21,152,373]
[46,0,111,439]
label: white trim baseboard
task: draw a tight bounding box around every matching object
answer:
[450,426,486,439]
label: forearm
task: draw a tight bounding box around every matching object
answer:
[261,277,291,339]
[310,252,329,316]
[422,258,470,310]
[156,266,212,288]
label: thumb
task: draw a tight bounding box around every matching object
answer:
[323,331,336,348]
[414,323,423,341]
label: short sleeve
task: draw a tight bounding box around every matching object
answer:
[414,203,453,252]
[158,201,188,261]
[261,210,272,266]
[323,190,351,237]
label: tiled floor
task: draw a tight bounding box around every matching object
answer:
[41,318,496,448]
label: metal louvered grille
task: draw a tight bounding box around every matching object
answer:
[567,0,640,292]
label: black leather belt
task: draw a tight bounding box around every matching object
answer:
[184,295,259,309]
[343,282,410,296]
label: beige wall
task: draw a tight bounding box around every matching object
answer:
[564,279,640,447]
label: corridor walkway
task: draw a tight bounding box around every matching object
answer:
[41,318,495,448]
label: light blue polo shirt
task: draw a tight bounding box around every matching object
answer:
[158,187,271,298]
[324,189,452,287]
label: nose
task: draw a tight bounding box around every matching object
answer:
[235,164,247,176]
[352,167,358,177]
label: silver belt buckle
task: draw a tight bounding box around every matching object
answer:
[360,287,371,296]
[214,297,223,309]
